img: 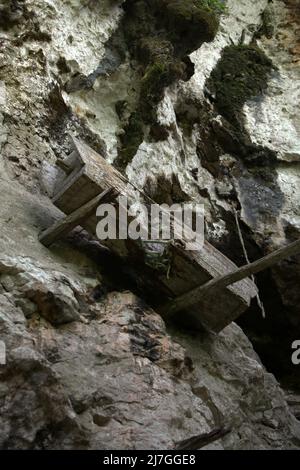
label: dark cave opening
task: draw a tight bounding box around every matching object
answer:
[208,213,300,393]
[66,218,300,393]
[238,268,300,392]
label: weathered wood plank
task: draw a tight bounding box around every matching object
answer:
[175,427,231,450]
[39,188,117,247]
[163,239,300,317]
[56,150,80,175]
[53,138,130,214]
[45,137,257,332]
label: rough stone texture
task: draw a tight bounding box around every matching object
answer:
[286,391,300,421]
[1,284,300,449]
[125,0,300,388]
[0,0,300,449]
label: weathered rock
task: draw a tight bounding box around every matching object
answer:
[1,0,300,450]
[1,289,299,449]
[286,391,300,421]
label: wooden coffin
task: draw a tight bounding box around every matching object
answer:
[40,137,257,333]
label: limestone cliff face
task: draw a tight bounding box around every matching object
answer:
[0,0,300,449]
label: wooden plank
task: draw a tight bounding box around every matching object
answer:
[71,139,255,291]
[163,239,300,317]
[39,188,117,247]
[175,427,231,450]
[53,138,130,215]
[56,150,80,175]
[48,138,258,332]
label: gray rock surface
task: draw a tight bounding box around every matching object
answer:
[1,284,300,449]
[0,0,300,450]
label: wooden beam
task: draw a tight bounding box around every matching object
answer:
[175,427,231,450]
[163,239,300,317]
[47,138,258,333]
[56,150,80,175]
[39,187,117,247]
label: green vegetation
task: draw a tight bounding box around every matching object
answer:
[207,45,274,129]
[117,112,144,169]
[201,0,227,14]
[204,44,278,172]
[255,4,275,40]
[116,0,223,168]
[159,0,220,51]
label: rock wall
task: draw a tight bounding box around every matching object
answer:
[0,0,300,449]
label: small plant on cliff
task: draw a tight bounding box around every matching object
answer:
[116,0,223,169]
[200,0,227,15]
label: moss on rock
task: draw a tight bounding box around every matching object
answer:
[207,45,274,129]
[204,43,279,175]
[115,0,223,168]
[117,112,144,169]
[159,0,220,54]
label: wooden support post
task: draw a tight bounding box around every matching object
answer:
[175,427,231,450]
[39,187,117,247]
[162,239,300,317]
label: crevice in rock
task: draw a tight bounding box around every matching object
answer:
[205,203,300,392]
[64,29,127,94]
[238,267,300,392]
[144,173,190,205]
[42,84,107,160]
